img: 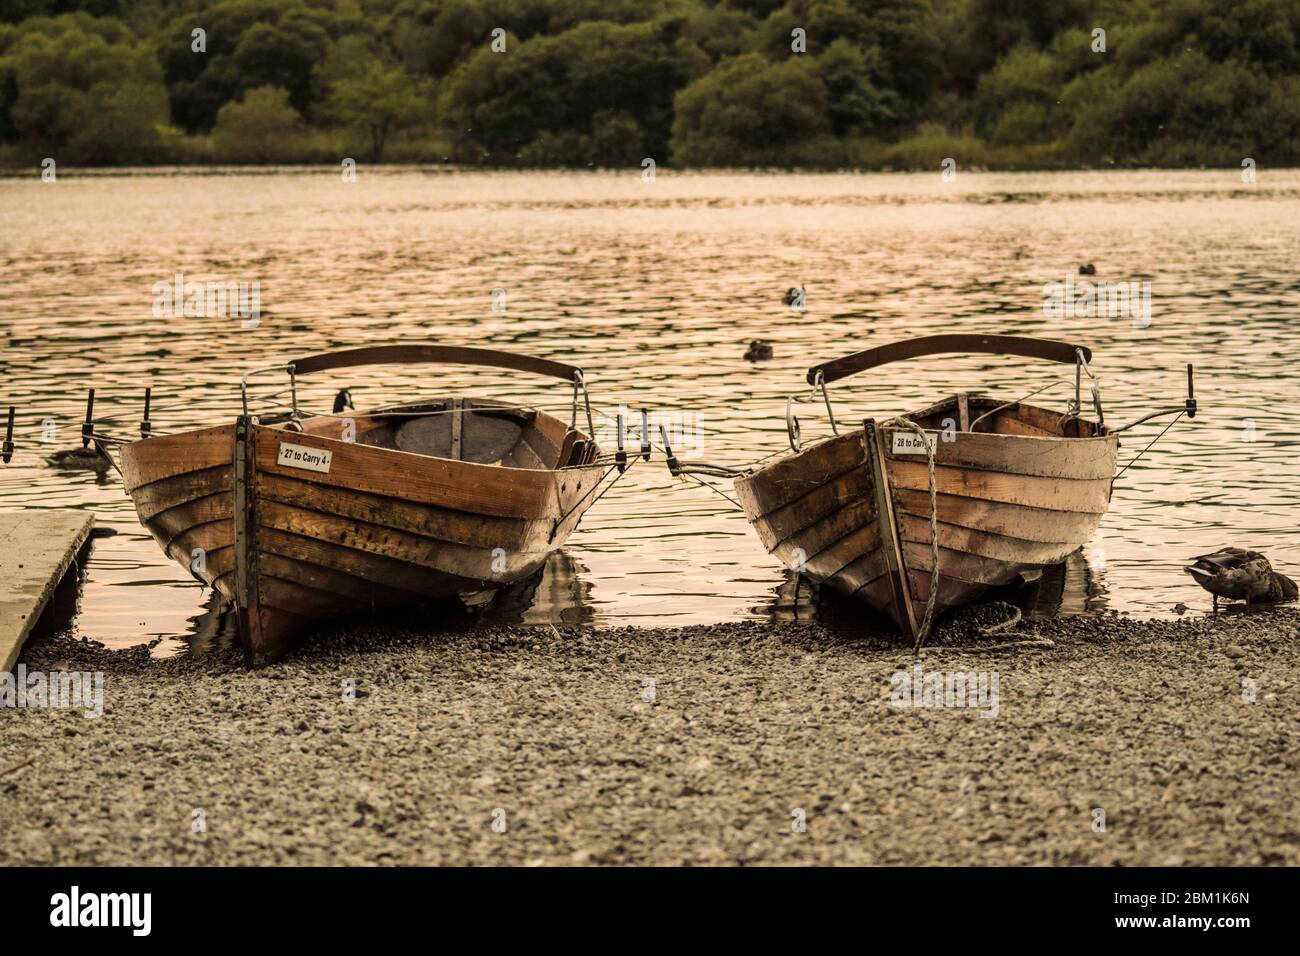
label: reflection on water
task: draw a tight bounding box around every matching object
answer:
[1,168,1297,655]
[27,539,95,644]
[488,551,595,627]
[186,592,237,656]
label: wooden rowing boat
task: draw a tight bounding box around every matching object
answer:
[665,334,1196,645]
[732,335,1122,642]
[119,345,622,665]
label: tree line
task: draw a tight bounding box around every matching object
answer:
[1,0,1297,168]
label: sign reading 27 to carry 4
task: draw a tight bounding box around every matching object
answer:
[277,442,333,474]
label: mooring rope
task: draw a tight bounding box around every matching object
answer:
[977,601,1022,636]
[677,472,745,510]
[552,463,623,527]
[584,405,748,512]
[880,416,940,652]
[1113,410,1184,484]
[90,438,124,477]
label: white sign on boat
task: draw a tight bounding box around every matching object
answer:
[277,442,333,473]
[890,431,937,455]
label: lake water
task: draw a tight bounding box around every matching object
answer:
[2,167,1297,655]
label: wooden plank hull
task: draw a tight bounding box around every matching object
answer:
[736,400,1118,641]
[121,405,607,665]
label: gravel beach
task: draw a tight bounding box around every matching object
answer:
[3,608,1298,866]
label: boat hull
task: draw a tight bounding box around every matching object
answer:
[735,402,1118,641]
[121,409,607,665]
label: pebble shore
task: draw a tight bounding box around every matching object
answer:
[3,608,1298,866]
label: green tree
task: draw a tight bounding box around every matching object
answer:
[671,52,834,166]
[211,84,302,163]
[1058,0,1300,164]
[683,1,759,61]
[816,38,896,136]
[758,0,940,127]
[439,17,709,165]
[157,0,353,132]
[974,44,1060,144]
[392,0,492,78]
[327,62,429,161]
[0,13,169,163]
[5,0,1300,170]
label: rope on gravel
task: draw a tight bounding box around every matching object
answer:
[922,601,1029,650]
[926,637,1055,653]
[978,601,1022,636]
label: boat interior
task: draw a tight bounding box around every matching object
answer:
[288,399,600,469]
[905,392,1107,439]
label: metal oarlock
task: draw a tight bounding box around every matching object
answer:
[817,372,838,435]
[81,389,95,448]
[1112,363,1198,433]
[659,425,680,475]
[1075,348,1104,425]
[785,371,837,452]
[615,411,627,473]
[141,387,152,438]
[2,406,14,463]
[1111,363,1200,483]
[639,408,651,461]
[658,419,745,479]
[239,363,295,417]
[569,369,595,438]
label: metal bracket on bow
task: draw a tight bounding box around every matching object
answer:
[786,370,838,452]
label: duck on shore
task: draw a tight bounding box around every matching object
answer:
[1185,547,1297,608]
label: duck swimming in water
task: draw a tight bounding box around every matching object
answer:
[783,285,805,308]
[1185,547,1297,608]
[45,445,113,472]
[1078,263,1096,276]
[332,388,355,414]
[744,340,774,361]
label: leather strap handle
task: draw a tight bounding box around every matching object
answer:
[807,334,1090,385]
[288,345,582,382]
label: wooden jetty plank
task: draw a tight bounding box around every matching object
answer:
[0,511,94,672]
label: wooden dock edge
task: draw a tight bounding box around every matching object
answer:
[0,511,95,673]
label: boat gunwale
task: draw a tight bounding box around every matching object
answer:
[739,399,1118,502]
[120,401,604,496]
